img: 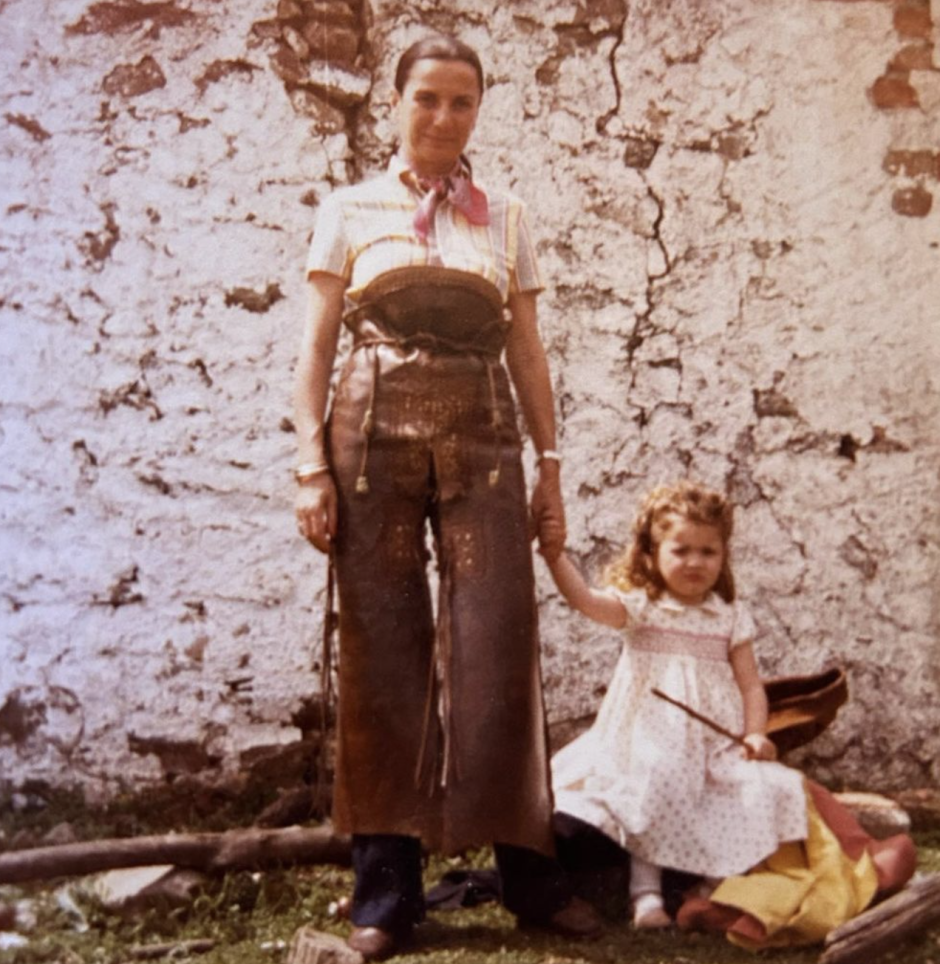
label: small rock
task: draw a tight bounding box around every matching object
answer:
[0,933,29,950]
[890,788,940,831]
[288,88,346,131]
[250,18,283,41]
[13,899,37,932]
[288,927,362,964]
[9,829,39,851]
[87,865,174,911]
[55,888,89,932]
[835,791,912,839]
[327,896,351,920]
[86,866,207,914]
[303,60,371,107]
[144,868,208,908]
[300,22,358,64]
[42,821,78,846]
[283,24,310,58]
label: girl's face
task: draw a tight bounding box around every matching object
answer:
[392,57,481,177]
[655,516,725,605]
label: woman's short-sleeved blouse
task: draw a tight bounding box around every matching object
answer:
[305,155,543,305]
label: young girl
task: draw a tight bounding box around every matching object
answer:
[546,481,808,929]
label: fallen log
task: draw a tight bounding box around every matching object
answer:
[820,873,940,964]
[0,825,351,885]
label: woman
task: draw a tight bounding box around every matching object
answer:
[293,34,600,960]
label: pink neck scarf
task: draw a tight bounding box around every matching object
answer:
[409,157,490,242]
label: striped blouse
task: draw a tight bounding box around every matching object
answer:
[305,154,543,305]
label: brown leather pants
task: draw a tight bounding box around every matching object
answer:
[327,340,554,856]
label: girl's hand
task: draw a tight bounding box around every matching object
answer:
[295,474,337,553]
[537,518,566,562]
[742,733,778,761]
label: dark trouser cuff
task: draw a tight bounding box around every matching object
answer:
[351,834,425,933]
[495,841,573,922]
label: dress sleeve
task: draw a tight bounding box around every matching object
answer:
[508,199,544,295]
[608,586,648,627]
[305,193,352,282]
[730,601,757,650]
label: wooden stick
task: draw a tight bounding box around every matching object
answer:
[651,688,746,746]
[0,825,351,885]
[130,939,216,960]
[820,874,940,964]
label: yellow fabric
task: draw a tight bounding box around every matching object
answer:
[710,790,879,949]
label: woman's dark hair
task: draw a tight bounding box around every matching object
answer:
[394,35,485,98]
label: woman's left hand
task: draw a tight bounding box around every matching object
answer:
[532,461,566,562]
[742,733,778,761]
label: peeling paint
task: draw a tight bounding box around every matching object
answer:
[224,283,285,313]
[5,112,52,142]
[101,56,167,98]
[67,1,197,37]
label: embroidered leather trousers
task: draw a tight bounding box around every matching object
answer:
[326,336,554,858]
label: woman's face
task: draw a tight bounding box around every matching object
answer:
[393,57,481,177]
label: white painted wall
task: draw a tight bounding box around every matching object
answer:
[1,0,937,799]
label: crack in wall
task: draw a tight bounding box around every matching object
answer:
[621,183,671,379]
[595,0,629,135]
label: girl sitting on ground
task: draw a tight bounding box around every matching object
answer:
[541,479,916,945]
[545,480,809,928]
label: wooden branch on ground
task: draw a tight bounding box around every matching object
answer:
[0,825,351,885]
[130,939,216,959]
[820,873,940,964]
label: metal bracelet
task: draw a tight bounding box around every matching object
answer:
[295,462,330,484]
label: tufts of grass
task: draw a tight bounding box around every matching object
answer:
[1,790,939,964]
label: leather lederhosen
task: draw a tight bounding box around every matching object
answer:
[326,267,555,857]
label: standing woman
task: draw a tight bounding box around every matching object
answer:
[293,34,599,960]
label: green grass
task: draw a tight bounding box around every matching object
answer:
[1,790,939,964]
[3,843,940,964]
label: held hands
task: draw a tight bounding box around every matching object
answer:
[742,733,778,761]
[531,460,566,562]
[295,474,337,553]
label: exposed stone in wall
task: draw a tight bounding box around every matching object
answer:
[862,0,940,214]
[1,0,937,803]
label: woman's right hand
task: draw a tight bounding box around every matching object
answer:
[293,274,345,553]
[295,474,337,553]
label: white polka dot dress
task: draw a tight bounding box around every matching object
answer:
[552,590,808,878]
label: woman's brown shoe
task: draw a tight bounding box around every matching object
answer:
[346,926,399,961]
[544,896,605,939]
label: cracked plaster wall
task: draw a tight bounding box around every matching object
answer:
[1,0,938,800]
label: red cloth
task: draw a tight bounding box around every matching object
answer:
[412,160,489,241]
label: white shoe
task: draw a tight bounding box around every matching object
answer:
[633,892,670,929]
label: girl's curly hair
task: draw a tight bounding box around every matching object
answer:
[605,481,736,603]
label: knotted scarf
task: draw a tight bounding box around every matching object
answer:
[410,158,489,242]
